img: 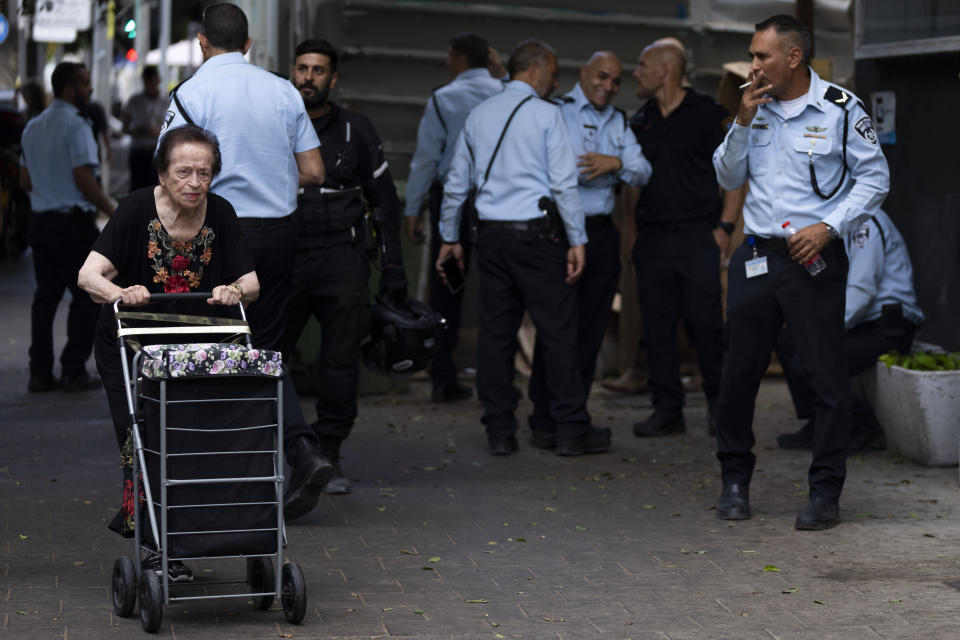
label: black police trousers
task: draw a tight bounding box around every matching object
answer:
[28,210,99,379]
[238,216,313,449]
[718,239,850,500]
[633,219,724,411]
[777,313,915,431]
[428,180,472,388]
[529,217,620,431]
[476,226,590,442]
[283,242,371,442]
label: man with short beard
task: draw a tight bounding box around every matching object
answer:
[282,38,408,498]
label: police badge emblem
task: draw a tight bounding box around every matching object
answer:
[854,116,878,144]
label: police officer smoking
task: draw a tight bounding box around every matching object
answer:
[712,15,890,530]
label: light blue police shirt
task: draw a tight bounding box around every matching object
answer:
[159,52,320,219]
[713,68,889,238]
[405,67,504,218]
[557,82,651,216]
[440,81,587,247]
[20,99,99,213]
[844,209,924,329]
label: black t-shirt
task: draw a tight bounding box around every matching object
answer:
[93,187,255,349]
[630,88,729,224]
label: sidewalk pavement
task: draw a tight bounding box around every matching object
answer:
[2,253,959,640]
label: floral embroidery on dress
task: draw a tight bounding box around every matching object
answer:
[147,219,215,293]
[140,343,284,379]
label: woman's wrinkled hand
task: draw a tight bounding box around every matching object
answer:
[119,285,151,306]
[209,284,241,306]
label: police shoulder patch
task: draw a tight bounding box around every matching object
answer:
[853,221,871,247]
[823,85,851,106]
[854,116,878,144]
[160,110,175,134]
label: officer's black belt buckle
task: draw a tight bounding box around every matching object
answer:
[745,235,791,257]
[315,224,361,247]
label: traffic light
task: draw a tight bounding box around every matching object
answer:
[124,19,136,39]
[126,48,138,62]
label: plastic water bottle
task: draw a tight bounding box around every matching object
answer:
[782,221,826,276]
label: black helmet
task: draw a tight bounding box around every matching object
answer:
[363,295,446,376]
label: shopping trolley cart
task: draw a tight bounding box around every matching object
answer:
[107,292,307,633]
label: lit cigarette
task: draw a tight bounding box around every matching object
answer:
[739,81,752,90]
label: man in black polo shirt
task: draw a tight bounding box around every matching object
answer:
[629,41,739,437]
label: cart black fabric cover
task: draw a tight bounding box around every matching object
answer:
[140,374,279,558]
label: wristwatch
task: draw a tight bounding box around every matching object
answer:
[823,222,840,240]
[717,221,735,236]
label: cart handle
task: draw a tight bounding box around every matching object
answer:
[112,292,250,345]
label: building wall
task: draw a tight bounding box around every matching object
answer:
[855,53,960,350]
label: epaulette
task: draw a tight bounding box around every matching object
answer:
[168,77,190,99]
[539,96,559,105]
[554,94,575,104]
[823,85,855,109]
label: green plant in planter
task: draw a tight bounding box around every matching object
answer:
[878,350,960,371]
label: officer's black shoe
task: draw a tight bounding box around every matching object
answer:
[795,496,840,530]
[432,382,473,403]
[489,434,519,456]
[776,420,814,450]
[556,426,612,457]
[707,396,718,436]
[323,459,351,495]
[28,375,60,392]
[530,430,557,450]
[848,425,886,453]
[61,371,101,392]
[283,436,335,521]
[716,482,751,520]
[632,409,685,437]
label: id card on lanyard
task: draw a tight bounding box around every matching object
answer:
[745,236,768,278]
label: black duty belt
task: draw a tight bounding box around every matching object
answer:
[479,218,546,233]
[745,235,791,256]
[585,215,613,231]
[638,216,711,232]
[311,224,361,248]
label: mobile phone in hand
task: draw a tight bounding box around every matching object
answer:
[441,255,466,294]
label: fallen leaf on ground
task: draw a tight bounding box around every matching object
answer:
[782,587,798,594]
[763,565,781,572]
[428,557,440,563]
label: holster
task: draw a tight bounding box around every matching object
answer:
[537,196,568,245]
[881,302,906,339]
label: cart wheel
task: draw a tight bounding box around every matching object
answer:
[280,562,307,624]
[138,569,164,633]
[111,557,137,617]
[247,557,275,610]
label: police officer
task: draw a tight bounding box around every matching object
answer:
[405,32,505,403]
[20,62,115,393]
[437,39,610,457]
[628,41,740,438]
[527,51,650,448]
[776,209,924,451]
[713,15,889,530]
[159,3,331,521]
[283,38,408,496]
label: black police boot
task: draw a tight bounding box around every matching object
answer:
[316,435,351,495]
[795,495,840,530]
[556,426,612,456]
[776,420,814,450]
[283,436,334,521]
[633,409,685,437]
[717,482,751,520]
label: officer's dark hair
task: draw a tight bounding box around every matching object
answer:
[449,32,489,69]
[201,2,248,52]
[507,39,556,79]
[154,125,223,179]
[294,38,339,74]
[142,65,159,80]
[755,14,811,67]
[51,62,86,98]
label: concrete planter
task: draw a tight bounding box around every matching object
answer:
[861,363,960,466]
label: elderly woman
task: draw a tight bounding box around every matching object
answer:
[78,124,259,579]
